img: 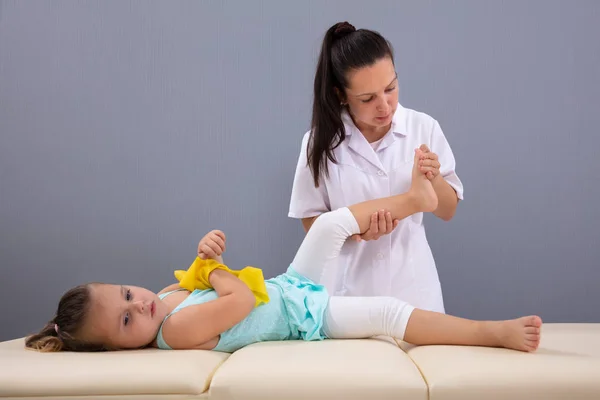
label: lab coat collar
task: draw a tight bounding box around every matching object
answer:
[341,103,407,171]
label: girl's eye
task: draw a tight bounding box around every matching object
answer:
[124,313,130,326]
[386,86,396,92]
[361,97,373,103]
[126,289,132,301]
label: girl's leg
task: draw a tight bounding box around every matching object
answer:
[322,296,416,340]
[291,150,437,282]
[346,149,438,234]
[323,296,543,352]
[289,207,360,283]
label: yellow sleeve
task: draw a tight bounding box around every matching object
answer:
[173,257,270,307]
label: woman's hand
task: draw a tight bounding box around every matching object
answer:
[198,230,226,260]
[350,210,399,242]
[418,144,441,181]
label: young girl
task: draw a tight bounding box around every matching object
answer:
[25,150,542,353]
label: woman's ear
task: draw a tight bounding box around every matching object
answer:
[334,87,346,105]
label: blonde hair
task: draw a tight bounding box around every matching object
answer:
[25,283,107,352]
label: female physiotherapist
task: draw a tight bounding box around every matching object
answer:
[288,22,464,313]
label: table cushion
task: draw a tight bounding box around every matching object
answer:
[208,337,428,400]
[402,323,600,400]
[0,338,229,399]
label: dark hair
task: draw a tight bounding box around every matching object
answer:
[25,283,107,352]
[308,21,395,186]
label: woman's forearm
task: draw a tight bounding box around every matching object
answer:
[431,175,459,221]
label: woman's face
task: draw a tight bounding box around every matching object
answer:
[342,56,399,135]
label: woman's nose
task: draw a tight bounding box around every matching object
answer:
[376,96,389,112]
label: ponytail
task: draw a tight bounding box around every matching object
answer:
[25,320,63,352]
[25,283,106,353]
[308,22,394,187]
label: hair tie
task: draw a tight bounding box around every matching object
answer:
[333,21,356,38]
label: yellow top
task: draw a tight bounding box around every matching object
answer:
[173,257,270,307]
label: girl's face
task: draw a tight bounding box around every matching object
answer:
[81,284,169,349]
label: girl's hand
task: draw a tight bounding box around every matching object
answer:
[198,230,226,260]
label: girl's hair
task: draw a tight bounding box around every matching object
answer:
[25,283,107,352]
[308,21,395,187]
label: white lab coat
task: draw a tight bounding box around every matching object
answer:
[288,103,464,313]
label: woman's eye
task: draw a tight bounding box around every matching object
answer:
[126,289,131,301]
[124,313,130,326]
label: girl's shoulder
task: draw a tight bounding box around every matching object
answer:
[157,283,182,296]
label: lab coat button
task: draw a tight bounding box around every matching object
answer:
[377,170,384,176]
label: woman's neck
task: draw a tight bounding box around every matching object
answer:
[351,116,391,143]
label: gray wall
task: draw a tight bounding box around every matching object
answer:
[1,0,599,342]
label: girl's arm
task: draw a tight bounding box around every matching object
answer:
[158,230,227,296]
[160,269,255,349]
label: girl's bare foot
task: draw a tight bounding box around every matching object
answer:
[486,315,543,352]
[410,149,438,212]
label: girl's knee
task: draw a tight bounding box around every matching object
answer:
[312,208,354,236]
